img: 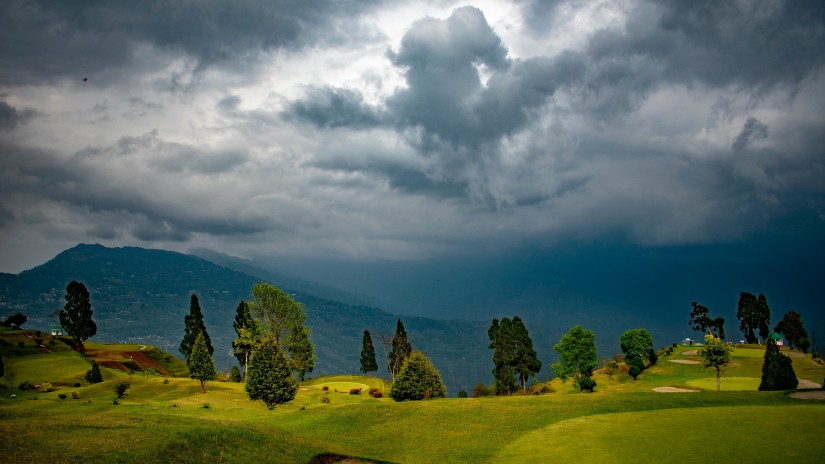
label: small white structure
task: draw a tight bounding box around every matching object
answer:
[770,332,784,347]
[51,326,64,336]
[682,338,694,346]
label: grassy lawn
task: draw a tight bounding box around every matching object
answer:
[493,405,825,463]
[687,376,761,391]
[2,330,824,463]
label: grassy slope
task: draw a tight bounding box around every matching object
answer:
[2,335,824,463]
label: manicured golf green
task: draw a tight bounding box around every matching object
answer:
[493,405,825,464]
[687,376,762,391]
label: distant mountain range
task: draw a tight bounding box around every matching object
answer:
[0,243,494,393]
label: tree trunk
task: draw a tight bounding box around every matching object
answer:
[244,351,248,384]
[716,369,721,392]
[200,380,206,394]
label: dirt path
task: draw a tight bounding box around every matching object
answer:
[85,349,170,376]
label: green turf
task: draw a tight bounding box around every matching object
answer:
[493,405,825,463]
[686,376,761,391]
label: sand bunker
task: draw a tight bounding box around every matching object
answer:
[668,359,701,364]
[785,351,806,358]
[682,350,698,356]
[797,379,823,389]
[790,390,825,400]
[653,387,701,393]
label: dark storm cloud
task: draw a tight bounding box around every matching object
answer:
[0,135,267,240]
[732,117,769,152]
[285,86,383,129]
[0,0,384,85]
[0,101,36,131]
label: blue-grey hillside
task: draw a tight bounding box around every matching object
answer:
[0,244,492,393]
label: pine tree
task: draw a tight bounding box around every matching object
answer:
[288,324,315,381]
[180,294,213,361]
[488,318,516,395]
[511,316,541,394]
[188,331,216,393]
[759,337,798,391]
[230,365,243,383]
[360,330,379,375]
[85,360,103,384]
[232,300,257,381]
[59,281,97,349]
[390,351,447,401]
[388,319,412,381]
[246,337,297,409]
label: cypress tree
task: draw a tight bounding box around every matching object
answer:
[59,281,97,348]
[232,300,255,366]
[360,330,379,375]
[759,337,798,391]
[188,331,216,393]
[180,294,213,361]
[246,337,297,409]
[388,319,412,380]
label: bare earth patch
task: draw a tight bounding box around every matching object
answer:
[790,390,825,400]
[668,359,700,364]
[653,387,701,393]
[785,351,806,358]
[797,379,823,389]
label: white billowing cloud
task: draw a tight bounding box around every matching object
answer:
[1,0,824,273]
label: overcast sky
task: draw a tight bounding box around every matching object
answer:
[2,0,824,327]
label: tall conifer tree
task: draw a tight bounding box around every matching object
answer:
[188,331,216,393]
[360,330,379,375]
[59,281,97,349]
[180,294,213,361]
[388,319,412,380]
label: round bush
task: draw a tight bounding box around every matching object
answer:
[457,390,468,398]
[579,377,597,393]
[349,388,361,395]
[390,351,446,401]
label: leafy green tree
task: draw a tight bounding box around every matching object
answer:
[698,334,734,391]
[188,332,216,393]
[552,325,598,384]
[289,323,315,381]
[488,318,516,395]
[774,311,809,352]
[759,336,798,390]
[388,319,412,381]
[85,361,103,384]
[360,330,378,375]
[689,302,726,340]
[390,351,447,401]
[232,300,255,370]
[602,359,620,384]
[619,328,654,365]
[736,292,771,343]
[230,365,243,383]
[2,312,27,328]
[511,317,541,394]
[113,381,130,399]
[58,281,97,348]
[180,294,213,361]
[245,337,297,409]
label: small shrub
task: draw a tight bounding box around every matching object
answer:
[35,331,42,337]
[58,393,67,400]
[17,341,24,349]
[629,364,641,380]
[648,349,659,366]
[85,361,103,384]
[320,392,331,404]
[349,388,361,395]
[457,390,468,398]
[368,388,380,396]
[112,398,119,405]
[529,383,555,395]
[321,386,329,391]
[371,391,383,398]
[18,380,32,391]
[672,342,678,348]
[471,383,487,398]
[113,381,130,399]
[73,382,81,388]
[40,382,53,392]
[579,377,597,393]
[71,391,80,399]
[163,378,170,384]
[201,403,210,409]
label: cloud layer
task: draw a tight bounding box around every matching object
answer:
[1,0,823,272]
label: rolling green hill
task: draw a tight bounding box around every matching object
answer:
[0,244,491,393]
